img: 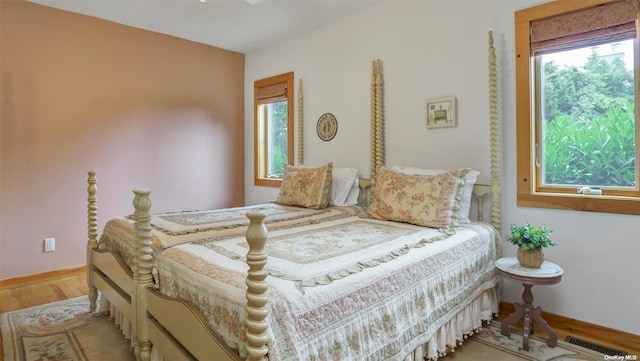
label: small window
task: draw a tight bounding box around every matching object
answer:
[515,0,639,215]
[254,72,294,187]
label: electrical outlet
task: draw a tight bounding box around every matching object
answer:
[44,238,55,252]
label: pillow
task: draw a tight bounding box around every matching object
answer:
[343,176,361,206]
[330,168,360,206]
[391,165,479,224]
[368,166,467,229]
[275,163,333,209]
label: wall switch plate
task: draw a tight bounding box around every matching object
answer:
[44,238,55,252]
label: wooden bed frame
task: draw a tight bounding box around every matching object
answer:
[87,31,501,361]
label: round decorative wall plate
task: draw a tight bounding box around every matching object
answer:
[316,113,338,141]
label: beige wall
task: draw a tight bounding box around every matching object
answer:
[244,0,640,335]
[0,0,245,279]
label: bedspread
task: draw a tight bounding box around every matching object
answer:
[98,203,364,270]
[155,216,500,361]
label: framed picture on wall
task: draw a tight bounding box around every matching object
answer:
[425,97,456,128]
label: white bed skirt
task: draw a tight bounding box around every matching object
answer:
[404,286,498,361]
[142,285,497,361]
[100,296,134,347]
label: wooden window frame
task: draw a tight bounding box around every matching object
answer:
[253,72,294,187]
[515,0,640,215]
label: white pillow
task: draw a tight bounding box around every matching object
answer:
[330,168,360,206]
[390,165,479,224]
[344,175,360,206]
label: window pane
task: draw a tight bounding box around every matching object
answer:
[539,38,636,188]
[265,101,288,177]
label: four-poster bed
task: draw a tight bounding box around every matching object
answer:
[87,31,502,361]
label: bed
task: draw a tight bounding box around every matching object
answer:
[89,31,502,361]
[111,31,503,361]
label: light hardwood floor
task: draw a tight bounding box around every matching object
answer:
[1,271,639,359]
[0,269,88,314]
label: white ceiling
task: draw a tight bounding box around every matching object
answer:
[27,0,381,54]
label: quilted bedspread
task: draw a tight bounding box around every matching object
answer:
[98,203,364,270]
[155,216,500,361]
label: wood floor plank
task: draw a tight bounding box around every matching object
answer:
[51,282,67,300]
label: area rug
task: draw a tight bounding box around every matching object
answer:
[1,297,610,361]
[443,321,607,361]
[1,296,135,361]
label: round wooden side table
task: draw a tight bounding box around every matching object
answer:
[495,257,564,352]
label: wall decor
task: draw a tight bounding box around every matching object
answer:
[425,97,456,128]
[316,113,338,141]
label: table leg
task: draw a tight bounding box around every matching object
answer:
[501,302,523,337]
[521,284,534,351]
[501,283,558,351]
[532,306,558,347]
[501,283,537,351]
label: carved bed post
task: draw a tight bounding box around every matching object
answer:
[297,79,304,166]
[488,30,503,306]
[245,212,269,361]
[374,60,384,176]
[370,59,384,198]
[488,31,502,237]
[133,189,153,361]
[370,60,378,182]
[87,171,98,312]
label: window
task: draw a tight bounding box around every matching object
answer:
[515,0,640,215]
[254,72,294,187]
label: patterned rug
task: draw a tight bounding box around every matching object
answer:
[1,296,608,361]
[1,296,135,361]
[443,322,607,361]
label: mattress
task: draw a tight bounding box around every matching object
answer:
[155,215,500,361]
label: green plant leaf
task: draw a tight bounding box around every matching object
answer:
[506,222,556,250]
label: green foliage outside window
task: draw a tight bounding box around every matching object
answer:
[269,101,289,176]
[541,46,636,188]
[543,105,635,187]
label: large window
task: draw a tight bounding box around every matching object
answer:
[254,72,294,187]
[515,0,639,215]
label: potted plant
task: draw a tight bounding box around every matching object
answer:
[505,222,556,268]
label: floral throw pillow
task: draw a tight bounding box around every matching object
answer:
[367,166,468,229]
[275,163,333,209]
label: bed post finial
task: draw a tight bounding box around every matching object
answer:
[87,171,98,311]
[245,211,269,361]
